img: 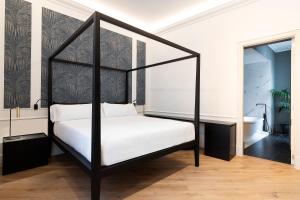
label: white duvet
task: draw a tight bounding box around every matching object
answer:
[54,115,195,166]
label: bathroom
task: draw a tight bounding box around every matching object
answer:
[243,40,291,164]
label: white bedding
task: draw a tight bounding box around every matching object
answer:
[54,115,195,166]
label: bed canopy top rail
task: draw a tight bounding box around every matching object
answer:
[47,11,200,200]
[128,54,197,72]
[49,12,198,61]
[52,58,128,72]
[52,58,93,68]
[51,55,196,73]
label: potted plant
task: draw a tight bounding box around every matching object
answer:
[271,89,291,112]
[271,89,291,136]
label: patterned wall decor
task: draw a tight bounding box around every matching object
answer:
[136,41,146,105]
[100,28,132,102]
[42,8,93,106]
[42,8,133,106]
[4,0,31,108]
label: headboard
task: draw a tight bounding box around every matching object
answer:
[51,65,130,105]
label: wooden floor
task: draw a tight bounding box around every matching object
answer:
[1,151,300,200]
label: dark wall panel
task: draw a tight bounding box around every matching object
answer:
[41,8,132,106]
[52,63,92,104]
[100,28,132,102]
[100,28,132,70]
[4,0,31,108]
[42,8,92,106]
[136,41,146,105]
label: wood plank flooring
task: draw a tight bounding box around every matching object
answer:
[0,151,300,200]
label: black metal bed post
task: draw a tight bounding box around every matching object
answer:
[91,12,101,200]
[125,71,129,103]
[194,54,200,167]
[47,58,53,156]
[127,55,196,72]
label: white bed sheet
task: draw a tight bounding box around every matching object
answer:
[54,116,195,166]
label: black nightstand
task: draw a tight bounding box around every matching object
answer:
[144,113,237,161]
[2,133,49,175]
[205,122,236,161]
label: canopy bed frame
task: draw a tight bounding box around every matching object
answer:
[47,11,200,200]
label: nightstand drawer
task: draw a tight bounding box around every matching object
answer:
[2,133,49,175]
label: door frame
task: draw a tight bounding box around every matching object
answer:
[237,30,300,169]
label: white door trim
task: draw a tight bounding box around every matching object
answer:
[237,30,300,169]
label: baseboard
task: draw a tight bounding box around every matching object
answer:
[294,155,300,170]
[236,146,244,156]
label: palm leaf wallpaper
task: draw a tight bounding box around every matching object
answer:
[3,5,145,108]
[4,0,31,108]
[42,8,93,106]
[137,41,146,105]
[41,8,140,106]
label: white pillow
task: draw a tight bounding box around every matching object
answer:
[50,104,105,122]
[103,103,137,117]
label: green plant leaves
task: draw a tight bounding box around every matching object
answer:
[271,89,291,112]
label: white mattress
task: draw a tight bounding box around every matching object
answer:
[54,116,195,166]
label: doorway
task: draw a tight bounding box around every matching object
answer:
[243,40,291,164]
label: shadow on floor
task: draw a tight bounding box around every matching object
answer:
[0,153,191,200]
[244,134,291,164]
[65,154,191,200]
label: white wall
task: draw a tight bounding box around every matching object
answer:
[146,0,300,166]
[147,0,300,118]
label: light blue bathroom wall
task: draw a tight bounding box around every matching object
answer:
[274,51,291,91]
[274,51,291,126]
[244,45,275,132]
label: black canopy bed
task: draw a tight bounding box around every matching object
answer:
[47,11,200,200]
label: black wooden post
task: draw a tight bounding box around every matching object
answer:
[47,58,53,156]
[91,12,101,200]
[125,71,129,103]
[194,54,200,167]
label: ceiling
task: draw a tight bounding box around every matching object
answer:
[244,48,269,65]
[94,0,205,23]
[268,40,292,53]
[245,40,292,65]
[71,0,247,32]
